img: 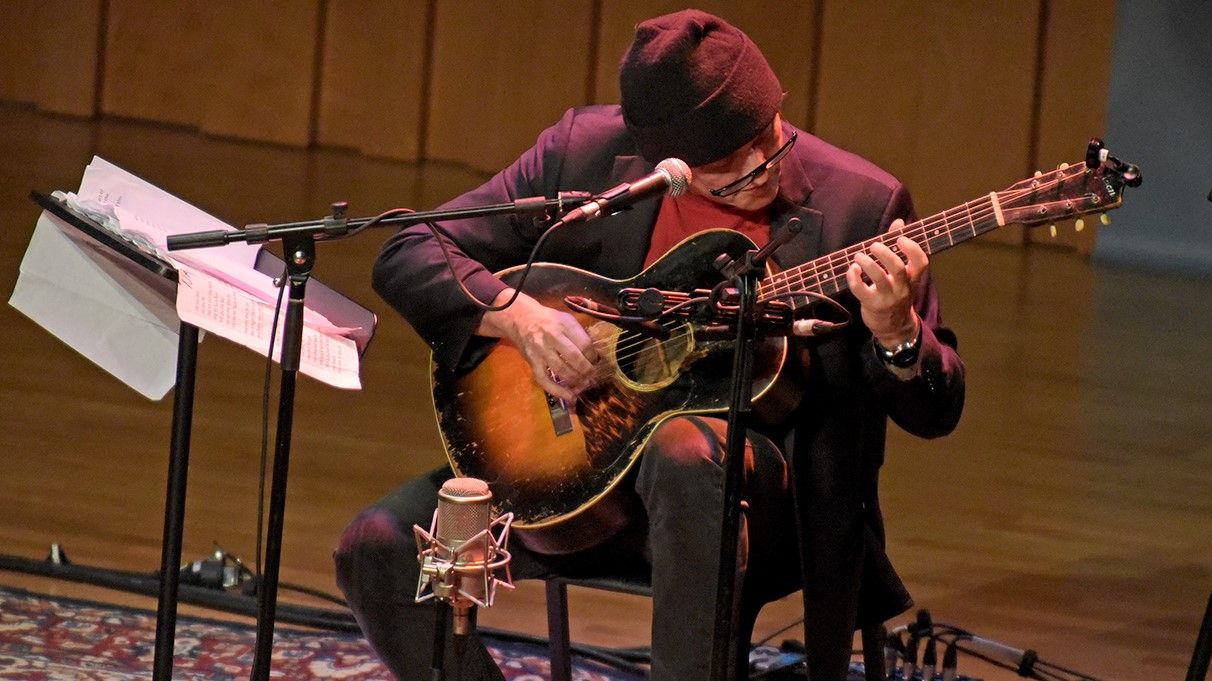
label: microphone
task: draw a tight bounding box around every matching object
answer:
[792,319,847,337]
[557,158,691,226]
[414,477,513,636]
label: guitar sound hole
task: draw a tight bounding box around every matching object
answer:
[611,324,694,391]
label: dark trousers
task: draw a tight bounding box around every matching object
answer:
[334,415,801,680]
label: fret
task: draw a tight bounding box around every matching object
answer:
[962,200,978,239]
[821,264,843,296]
[903,219,932,255]
[935,209,955,249]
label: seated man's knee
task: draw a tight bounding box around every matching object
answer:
[334,508,414,602]
[338,507,406,556]
[644,416,723,470]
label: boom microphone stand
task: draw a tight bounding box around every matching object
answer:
[708,223,800,681]
[165,194,585,681]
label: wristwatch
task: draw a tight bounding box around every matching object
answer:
[875,326,922,368]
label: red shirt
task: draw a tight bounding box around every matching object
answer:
[643,191,771,268]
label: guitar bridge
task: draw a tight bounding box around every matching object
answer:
[546,392,574,436]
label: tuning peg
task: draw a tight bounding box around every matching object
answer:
[1086,138,1107,168]
[1058,162,1069,171]
[1049,224,1058,237]
[1100,213,1111,225]
[1074,218,1085,232]
[1034,170,1043,178]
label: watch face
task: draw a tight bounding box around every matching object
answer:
[877,333,921,368]
[887,346,919,368]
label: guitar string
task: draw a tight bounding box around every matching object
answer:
[767,196,998,298]
[577,168,1093,372]
[602,169,1086,367]
[764,168,1087,298]
[777,167,1083,289]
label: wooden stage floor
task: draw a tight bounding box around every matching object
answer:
[0,103,1207,680]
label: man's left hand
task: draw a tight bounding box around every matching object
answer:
[845,219,926,348]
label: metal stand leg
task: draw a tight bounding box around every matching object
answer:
[546,580,573,681]
[249,236,313,681]
[152,322,200,681]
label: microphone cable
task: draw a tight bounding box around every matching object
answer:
[251,263,354,611]
[255,263,290,581]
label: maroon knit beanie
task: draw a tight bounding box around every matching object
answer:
[619,9,783,167]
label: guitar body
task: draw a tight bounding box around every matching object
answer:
[432,230,790,555]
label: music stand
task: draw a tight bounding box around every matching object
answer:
[23,191,376,681]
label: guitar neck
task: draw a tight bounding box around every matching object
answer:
[760,193,1004,300]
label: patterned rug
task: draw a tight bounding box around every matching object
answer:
[0,586,646,680]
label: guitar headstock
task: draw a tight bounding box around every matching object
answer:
[998,138,1142,232]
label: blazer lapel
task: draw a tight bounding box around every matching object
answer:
[595,154,659,278]
[769,134,823,270]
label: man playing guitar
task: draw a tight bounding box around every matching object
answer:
[336,10,965,680]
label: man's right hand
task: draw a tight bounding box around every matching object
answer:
[477,288,601,402]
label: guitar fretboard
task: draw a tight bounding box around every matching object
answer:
[759,193,1003,300]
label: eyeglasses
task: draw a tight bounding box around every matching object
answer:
[708,130,798,198]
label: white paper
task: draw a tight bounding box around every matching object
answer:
[9,214,180,399]
[81,156,362,388]
[174,264,361,390]
[10,156,365,397]
[76,156,260,272]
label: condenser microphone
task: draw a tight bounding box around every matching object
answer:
[557,158,691,226]
[415,477,513,636]
[437,477,491,618]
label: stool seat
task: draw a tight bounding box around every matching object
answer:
[551,574,652,596]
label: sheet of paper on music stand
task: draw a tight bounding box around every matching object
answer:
[11,157,364,396]
[174,264,361,389]
[74,158,353,335]
[76,156,362,388]
[83,157,362,387]
[9,212,180,400]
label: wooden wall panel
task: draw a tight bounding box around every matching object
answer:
[32,0,103,117]
[103,3,221,127]
[196,3,319,146]
[814,2,1041,246]
[594,2,817,132]
[102,1,319,146]
[317,1,430,162]
[425,0,597,173]
[0,0,100,117]
[0,2,41,106]
[1028,0,1117,254]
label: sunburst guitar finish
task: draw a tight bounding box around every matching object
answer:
[432,230,786,555]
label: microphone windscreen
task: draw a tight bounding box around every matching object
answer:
[656,158,692,196]
[436,477,492,549]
